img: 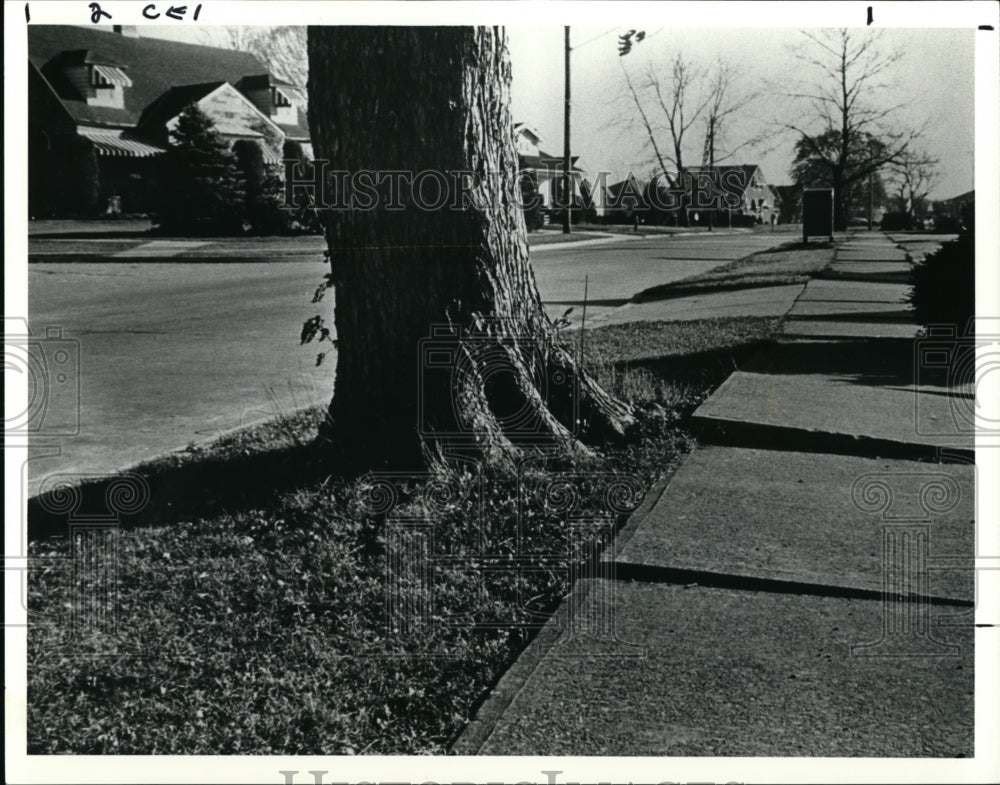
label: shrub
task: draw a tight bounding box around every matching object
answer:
[281,140,324,235]
[233,140,287,235]
[519,171,544,232]
[155,104,246,235]
[52,135,102,217]
[728,212,758,228]
[880,211,909,231]
[908,232,974,329]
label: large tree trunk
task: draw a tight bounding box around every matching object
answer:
[307,27,633,471]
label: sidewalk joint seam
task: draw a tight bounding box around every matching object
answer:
[603,562,973,607]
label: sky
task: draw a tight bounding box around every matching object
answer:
[110,23,975,200]
[506,26,975,199]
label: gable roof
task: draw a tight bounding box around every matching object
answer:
[514,123,543,145]
[519,153,583,173]
[46,48,127,68]
[138,82,227,132]
[234,72,310,140]
[606,174,644,200]
[683,165,763,189]
[29,25,269,129]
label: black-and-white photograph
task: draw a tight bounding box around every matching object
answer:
[5,1,999,782]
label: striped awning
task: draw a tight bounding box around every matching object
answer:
[78,127,166,158]
[261,145,281,166]
[92,64,133,88]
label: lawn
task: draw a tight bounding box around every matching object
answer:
[27,316,779,754]
[527,229,613,246]
[634,241,836,302]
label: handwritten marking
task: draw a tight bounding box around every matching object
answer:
[89,2,111,23]
[866,6,873,26]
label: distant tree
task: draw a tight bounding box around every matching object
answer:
[791,129,888,224]
[620,52,761,227]
[578,178,598,223]
[700,59,762,168]
[53,135,101,216]
[783,29,923,230]
[157,104,245,234]
[619,54,712,225]
[216,27,308,86]
[519,170,544,232]
[281,139,323,234]
[233,140,285,234]
[886,148,939,228]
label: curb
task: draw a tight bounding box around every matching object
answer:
[449,468,675,754]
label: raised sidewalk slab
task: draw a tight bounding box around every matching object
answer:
[836,248,909,261]
[781,320,921,339]
[821,259,913,282]
[797,280,910,303]
[462,579,972,756]
[611,445,974,602]
[597,283,806,325]
[693,370,973,459]
[788,278,913,321]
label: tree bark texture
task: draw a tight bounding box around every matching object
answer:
[307,27,633,471]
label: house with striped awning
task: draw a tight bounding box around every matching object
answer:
[28,25,312,217]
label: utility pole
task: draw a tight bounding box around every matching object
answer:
[707,115,715,232]
[563,26,572,234]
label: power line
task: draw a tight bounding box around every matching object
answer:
[572,27,618,51]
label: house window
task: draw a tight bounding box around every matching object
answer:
[271,87,291,108]
[89,64,133,89]
[90,68,113,88]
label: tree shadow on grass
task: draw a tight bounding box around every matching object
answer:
[27,441,340,543]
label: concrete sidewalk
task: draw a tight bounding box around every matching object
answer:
[455,231,975,756]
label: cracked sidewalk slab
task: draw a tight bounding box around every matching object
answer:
[692,370,973,460]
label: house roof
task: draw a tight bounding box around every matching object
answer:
[606,175,644,199]
[29,26,271,129]
[683,165,763,192]
[138,82,227,131]
[46,48,127,68]
[938,189,974,205]
[519,152,583,172]
[234,72,310,140]
[514,123,543,144]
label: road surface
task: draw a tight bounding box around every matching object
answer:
[25,231,782,493]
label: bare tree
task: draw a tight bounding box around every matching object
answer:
[306,27,633,471]
[886,148,939,227]
[214,26,308,85]
[783,28,924,229]
[701,60,761,167]
[619,53,761,225]
[617,54,712,225]
[645,54,712,186]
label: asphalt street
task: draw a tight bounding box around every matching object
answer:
[25,231,783,494]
